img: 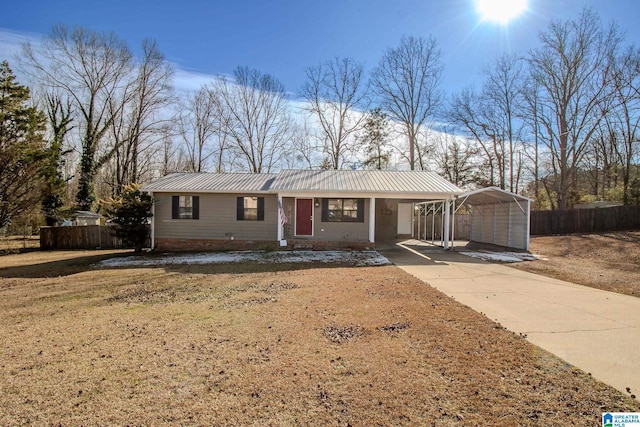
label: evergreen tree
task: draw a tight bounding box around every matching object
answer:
[0,60,47,227]
[101,183,153,252]
[360,108,391,170]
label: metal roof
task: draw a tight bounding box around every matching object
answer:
[141,170,464,196]
[141,172,277,193]
[456,186,533,206]
[270,170,463,195]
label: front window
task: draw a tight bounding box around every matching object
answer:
[172,195,199,220]
[324,198,363,222]
[243,197,258,220]
[237,196,264,221]
[179,195,193,219]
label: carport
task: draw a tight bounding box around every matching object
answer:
[454,187,532,251]
[409,187,531,251]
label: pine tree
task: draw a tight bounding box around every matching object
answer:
[0,60,47,227]
[361,108,391,170]
[101,184,153,252]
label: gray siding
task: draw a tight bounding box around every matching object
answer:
[470,202,528,250]
[154,193,278,241]
[282,197,369,242]
[313,198,369,241]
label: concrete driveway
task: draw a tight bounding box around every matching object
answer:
[379,240,640,400]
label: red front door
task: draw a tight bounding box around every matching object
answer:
[295,198,313,236]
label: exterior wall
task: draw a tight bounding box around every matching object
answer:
[508,203,528,249]
[153,192,278,243]
[282,197,370,242]
[313,198,369,242]
[376,198,437,242]
[375,198,401,241]
[470,202,528,250]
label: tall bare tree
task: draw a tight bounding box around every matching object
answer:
[371,35,443,170]
[448,88,504,187]
[285,118,322,169]
[520,76,545,207]
[178,84,218,172]
[433,131,480,188]
[481,54,526,192]
[22,25,133,210]
[605,45,640,204]
[214,67,290,173]
[107,39,174,191]
[301,57,368,169]
[527,9,622,209]
[41,92,74,225]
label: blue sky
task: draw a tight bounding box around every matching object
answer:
[1,0,639,97]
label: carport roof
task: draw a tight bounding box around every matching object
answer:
[456,186,533,206]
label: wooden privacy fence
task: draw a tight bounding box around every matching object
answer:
[530,205,640,236]
[40,225,149,250]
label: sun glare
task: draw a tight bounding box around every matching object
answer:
[476,0,528,24]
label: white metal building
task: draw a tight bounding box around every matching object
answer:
[455,187,532,251]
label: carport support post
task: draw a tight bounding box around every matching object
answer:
[369,197,376,243]
[150,191,155,250]
[277,195,283,242]
[443,198,451,250]
[451,198,455,250]
[525,199,531,251]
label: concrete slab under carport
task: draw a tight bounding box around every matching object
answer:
[379,240,640,400]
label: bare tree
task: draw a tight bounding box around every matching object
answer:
[41,92,74,224]
[285,118,322,169]
[526,9,622,209]
[301,57,368,169]
[520,76,545,206]
[448,88,505,187]
[22,25,133,210]
[606,45,640,204]
[214,67,290,173]
[156,124,185,175]
[481,54,526,192]
[371,35,443,170]
[178,84,218,172]
[433,131,480,188]
[106,39,174,190]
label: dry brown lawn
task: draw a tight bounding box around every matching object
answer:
[0,250,637,426]
[512,231,640,298]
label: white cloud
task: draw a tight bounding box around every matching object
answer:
[0,27,227,95]
[0,27,37,59]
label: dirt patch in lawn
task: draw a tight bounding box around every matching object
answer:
[511,231,640,298]
[0,251,637,425]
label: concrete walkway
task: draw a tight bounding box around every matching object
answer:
[379,240,640,400]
